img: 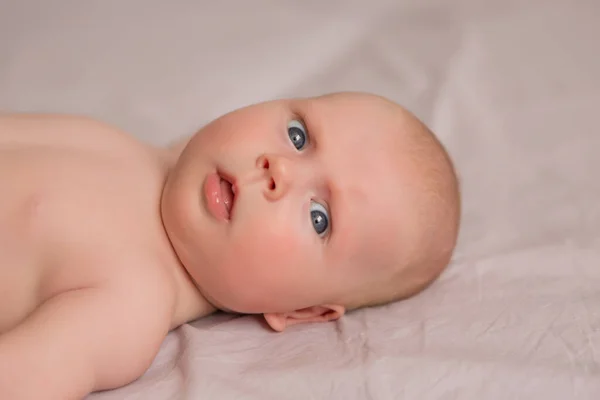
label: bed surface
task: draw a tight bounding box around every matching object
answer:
[1,1,599,399]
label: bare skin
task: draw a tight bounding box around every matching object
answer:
[0,114,211,399]
[0,93,459,399]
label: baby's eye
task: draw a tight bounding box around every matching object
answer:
[310,200,330,237]
[288,119,308,151]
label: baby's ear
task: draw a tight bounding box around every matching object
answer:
[264,305,345,332]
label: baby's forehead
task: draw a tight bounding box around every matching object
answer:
[299,93,402,131]
[300,97,402,158]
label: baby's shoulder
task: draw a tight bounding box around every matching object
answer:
[1,113,163,239]
[0,113,144,154]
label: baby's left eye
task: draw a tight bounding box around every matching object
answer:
[310,200,330,237]
[288,120,308,151]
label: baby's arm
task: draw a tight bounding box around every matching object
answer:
[0,279,172,399]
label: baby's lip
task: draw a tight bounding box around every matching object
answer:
[203,173,229,221]
[217,169,237,218]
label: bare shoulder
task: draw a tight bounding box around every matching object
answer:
[0,112,145,154]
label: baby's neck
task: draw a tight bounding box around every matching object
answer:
[156,144,218,330]
[168,253,218,329]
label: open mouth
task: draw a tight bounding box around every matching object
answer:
[203,170,237,222]
[219,175,235,219]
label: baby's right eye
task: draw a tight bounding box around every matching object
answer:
[287,120,308,151]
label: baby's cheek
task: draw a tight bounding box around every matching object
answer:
[219,229,301,310]
[234,229,297,277]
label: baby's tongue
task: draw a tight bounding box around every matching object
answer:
[220,179,234,215]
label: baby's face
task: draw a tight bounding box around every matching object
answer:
[162,93,415,315]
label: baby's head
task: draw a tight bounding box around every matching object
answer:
[161,92,460,331]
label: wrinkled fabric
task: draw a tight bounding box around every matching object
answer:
[1,1,598,399]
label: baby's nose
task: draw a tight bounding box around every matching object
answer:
[256,154,292,201]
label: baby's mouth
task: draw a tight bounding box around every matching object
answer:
[219,175,235,219]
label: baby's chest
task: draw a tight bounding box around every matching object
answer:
[0,155,54,331]
[0,151,51,303]
[0,143,158,240]
[0,148,114,255]
[0,148,161,331]
[0,190,42,332]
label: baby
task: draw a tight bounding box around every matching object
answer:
[0,92,460,399]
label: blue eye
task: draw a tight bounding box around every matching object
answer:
[288,120,308,150]
[310,201,330,237]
